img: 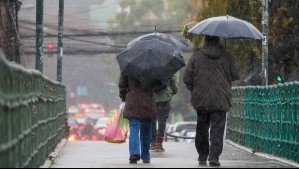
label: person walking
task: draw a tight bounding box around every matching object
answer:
[150,72,179,152]
[118,74,157,164]
[183,35,240,167]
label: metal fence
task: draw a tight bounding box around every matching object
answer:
[228,82,299,163]
[0,55,67,168]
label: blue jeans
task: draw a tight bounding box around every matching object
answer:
[129,118,152,161]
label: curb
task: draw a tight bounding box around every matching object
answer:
[40,139,68,168]
[226,140,299,168]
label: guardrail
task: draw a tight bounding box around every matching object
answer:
[165,132,195,142]
[0,54,67,168]
[228,82,299,163]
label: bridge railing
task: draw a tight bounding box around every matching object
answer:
[0,54,67,168]
[228,82,299,163]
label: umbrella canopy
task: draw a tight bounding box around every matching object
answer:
[127,32,189,51]
[188,15,263,40]
[117,39,185,88]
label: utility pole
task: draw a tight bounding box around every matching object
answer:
[261,0,269,86]
[57,0,64,83]
[36,0,44,73]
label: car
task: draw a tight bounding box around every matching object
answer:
[93,117,109,140]
[165,121,197,142]
[68,106,85,119]
[80,104,107,120]
[69,117,94,141]
[173,122,197,132]
[181,129,196,143]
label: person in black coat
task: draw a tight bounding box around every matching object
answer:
[184,35,240,167]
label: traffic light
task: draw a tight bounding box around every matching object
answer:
[47,43,54,49]
[276,74,283,84]
[47,43,54,57]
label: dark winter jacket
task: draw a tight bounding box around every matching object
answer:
[118,74,157,120]
[183,44,239,112]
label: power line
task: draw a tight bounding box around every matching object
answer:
[24,48,193,56]
[20,26,125,48]
[19,19,184,34]
[20,30,182,38]
[20,25,184,49]
[66,37,124,48]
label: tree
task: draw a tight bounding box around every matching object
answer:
[0,0,21,64]
[108,0,194,45]
[184,0,299,84]
[268,0,299,82]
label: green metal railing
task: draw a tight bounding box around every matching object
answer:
[228,82,299,163]
[0,56,67,168]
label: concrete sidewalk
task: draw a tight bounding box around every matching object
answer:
[51,141,294,168]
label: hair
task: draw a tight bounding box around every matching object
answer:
[204,35,220,46]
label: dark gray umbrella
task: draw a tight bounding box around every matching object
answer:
[117,39,185,88]
[127,32,189,51]
[188,15,263,40]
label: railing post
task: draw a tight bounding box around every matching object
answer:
[57,0,64,83]
[261,0,269,86]
[36,0,44,73]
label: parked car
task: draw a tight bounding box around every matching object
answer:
[165,121,197,142]
[181,129,196,143]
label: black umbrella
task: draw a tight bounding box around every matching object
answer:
[127,32,189,51]
[117,39,185,88]
[188,15,263,40]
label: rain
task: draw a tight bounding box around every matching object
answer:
[0,0,298,168]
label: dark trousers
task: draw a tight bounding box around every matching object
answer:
[152,101,171,142]
[196,110,227,162]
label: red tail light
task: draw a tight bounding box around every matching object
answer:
[74,124,80,129]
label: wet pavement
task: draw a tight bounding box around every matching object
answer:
[51,141,295,168]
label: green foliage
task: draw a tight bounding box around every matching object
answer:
[181,22,196,41]
[268,0,299,82]
[108,0,194,44]
[185,0,299,84]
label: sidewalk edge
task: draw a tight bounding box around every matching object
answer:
[40,138,68,168]
[226,140,299,168]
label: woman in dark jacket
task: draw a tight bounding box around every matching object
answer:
[119,74,157,164]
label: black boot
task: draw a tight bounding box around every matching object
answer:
[129,155,140,164]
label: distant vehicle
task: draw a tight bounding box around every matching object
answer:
[69,118,93,141]
[181,129,196,143]
[173,122,197,133]
[93,117,108,141]
[68,106,85,119]
[166,121,197,142]
[79,104,106,120]
[68,106,79,114]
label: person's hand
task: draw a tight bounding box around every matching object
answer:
[119,90,126,102]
